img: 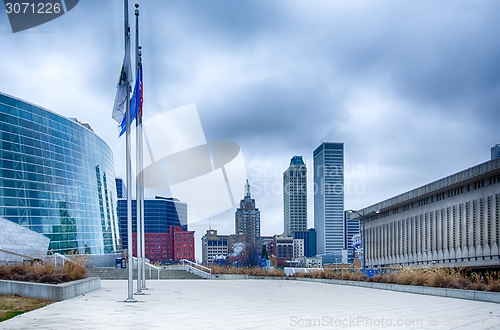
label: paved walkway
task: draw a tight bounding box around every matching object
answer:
[1,280,499,329]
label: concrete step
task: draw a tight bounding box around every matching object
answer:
[87,267,204,280]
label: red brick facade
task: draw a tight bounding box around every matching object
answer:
[131,226,195,264]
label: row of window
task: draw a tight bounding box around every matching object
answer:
[367,194,500,263]
[379,176,500,218]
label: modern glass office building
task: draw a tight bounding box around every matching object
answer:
[117,197,187,246]
[117,196,190,262]
[0,92,120,254]
[313,142,344,255]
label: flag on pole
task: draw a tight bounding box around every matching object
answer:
[119,62,143,137]
[112,36,132,123]
[131,62,143,118]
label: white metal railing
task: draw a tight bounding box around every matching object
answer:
[180,259,212,279]
[52,253,80,267]
[132,256,160,280]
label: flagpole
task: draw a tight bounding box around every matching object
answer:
[124,0,136,303]
[134,2,144,296]
[139,47,148,290]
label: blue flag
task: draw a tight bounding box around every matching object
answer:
[119,63,143,137]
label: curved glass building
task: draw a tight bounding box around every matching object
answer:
[0,92,120,254]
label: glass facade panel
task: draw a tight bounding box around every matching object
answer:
[118,197,187,249]
[0,92,119,254]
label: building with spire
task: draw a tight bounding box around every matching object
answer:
[283,156,308,236]
[235,180,261,247]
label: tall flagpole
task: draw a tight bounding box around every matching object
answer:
[124,0,136,303]
[139,46,148,290]
[134,2,144,296]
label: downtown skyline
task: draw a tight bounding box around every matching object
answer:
[1,1,499,260]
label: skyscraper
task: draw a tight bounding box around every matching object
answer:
[283,156,307,236]
[313,142,344,255]
[235,180,261,247]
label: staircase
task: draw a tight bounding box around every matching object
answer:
[88,267,204,280]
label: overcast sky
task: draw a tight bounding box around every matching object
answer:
[1,1,499,260]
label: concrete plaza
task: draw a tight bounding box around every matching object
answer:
[1,279,499,329]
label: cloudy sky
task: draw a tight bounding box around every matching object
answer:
[1,1,499,259]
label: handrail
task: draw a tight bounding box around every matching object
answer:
[52,253,80,267]
[0,248,35,261]
[180,259,212,272]
[179,259,212,279]
[132,256,160,280]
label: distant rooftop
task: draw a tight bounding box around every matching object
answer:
[69,117,94,132]
[155,196,180,202]
[290,156,305,166]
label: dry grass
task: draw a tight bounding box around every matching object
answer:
[208,265,500,292]
[483,271,500,292]
[0,255,88,285]
[210,265,285,277]
[0,294,53,322]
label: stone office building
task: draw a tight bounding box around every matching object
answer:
[351,158,500,269]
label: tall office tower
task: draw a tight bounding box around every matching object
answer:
[235,180,261,247]
[313,142,344,255]
[492,144,500,160]
[283,156,308,236]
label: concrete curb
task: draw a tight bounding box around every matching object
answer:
[237,275,500,304]
[211,274,249,280]
[0,277,101,301]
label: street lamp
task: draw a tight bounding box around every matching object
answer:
[346,209,380,272]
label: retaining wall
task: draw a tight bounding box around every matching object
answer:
[0,277,101,301]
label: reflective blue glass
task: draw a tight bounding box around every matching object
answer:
[0,92,120,254]
[117,197,187,249]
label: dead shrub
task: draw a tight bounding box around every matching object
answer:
[340,270,352,280]
[427,269,444,287]
[0,254,89,284]
[309,270,325,279]
[410,271,427,286]
[383,271,399,284]
[370,273,385,283]
[485,279,500,292]
[209,265,285,277]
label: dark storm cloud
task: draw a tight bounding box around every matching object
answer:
[135,1,500,215]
